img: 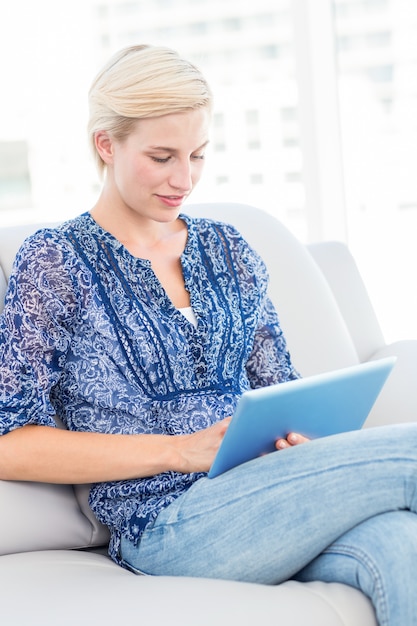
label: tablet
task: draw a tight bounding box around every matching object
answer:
[208,357,396,478]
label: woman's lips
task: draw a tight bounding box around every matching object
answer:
[156,194,186,207]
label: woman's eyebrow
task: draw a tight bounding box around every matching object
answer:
[148,140,210,152]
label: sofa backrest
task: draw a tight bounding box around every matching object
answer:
[0,202,366,555]
[0,266,6,314]
[0,205,361,376]
[0,222,58,280]
[187,203,359,375]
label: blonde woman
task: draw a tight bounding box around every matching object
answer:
[1,45,416,626]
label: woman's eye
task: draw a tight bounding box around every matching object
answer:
[151,156,171,163]
[150,154,205,163]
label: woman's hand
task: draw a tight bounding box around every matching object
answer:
[172,418,231,474]
[0,420,232,484]
[275,432,310,450]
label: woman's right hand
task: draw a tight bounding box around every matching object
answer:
[172,417,231,474]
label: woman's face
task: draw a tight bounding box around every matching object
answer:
[103,107,210,223]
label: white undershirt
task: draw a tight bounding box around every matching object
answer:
[179,306,198,327]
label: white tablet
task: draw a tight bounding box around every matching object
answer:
[208,357,396,478]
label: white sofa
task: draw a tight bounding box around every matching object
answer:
[1,202,416,625]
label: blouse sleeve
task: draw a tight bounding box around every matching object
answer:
[219,220,300,388]
[245,294,300,388]
[0,230,82,435]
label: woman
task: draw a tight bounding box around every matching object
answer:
[0,45,416,626]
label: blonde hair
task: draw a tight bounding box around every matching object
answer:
[88,44,212,175]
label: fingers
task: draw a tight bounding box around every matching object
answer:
[275,432,310,450]
[219,416,232,433]
[207,417,231,438]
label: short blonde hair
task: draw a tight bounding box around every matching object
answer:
[88,44,212,174]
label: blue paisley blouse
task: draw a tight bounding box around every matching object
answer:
[0,212,299,565]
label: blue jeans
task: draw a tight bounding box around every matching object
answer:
[120,423,417,626]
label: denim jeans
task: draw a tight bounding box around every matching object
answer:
[120,423,417,626]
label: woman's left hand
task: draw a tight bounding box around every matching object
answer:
[275,432,310,450]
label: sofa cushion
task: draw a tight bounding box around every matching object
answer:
[73,483,110,545]
[0,550,377,626]
[0,480,101,555]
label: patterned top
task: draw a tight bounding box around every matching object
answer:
[0,212,299,564]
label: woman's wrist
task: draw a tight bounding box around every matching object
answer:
[133,433,190,476]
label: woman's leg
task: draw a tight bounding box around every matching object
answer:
[294,510,417,626]
[121,423,417,612]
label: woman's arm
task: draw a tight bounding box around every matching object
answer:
[0,419,230,484]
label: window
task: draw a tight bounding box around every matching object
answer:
[281,107,298,121]
[259,45,280,59]
[366,64,394,83]
[332,0,417,340]
[3,0,415,340]
[0,142,32,211]
[223,18,241,32]
[366,31,391,48]
[245,110,259,125]
[250,173,264,184]
[188,22,208,36]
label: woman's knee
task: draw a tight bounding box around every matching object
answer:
[295,511,417,626]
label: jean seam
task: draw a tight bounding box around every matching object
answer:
[322,543,389,626]
[119,545,151,576]
[154,456,409,528]
[150,478,284,528]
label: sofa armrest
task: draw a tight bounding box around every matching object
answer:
[308,241,385,362]
[365,340,417,427]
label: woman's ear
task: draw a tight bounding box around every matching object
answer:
[94,131,114,166]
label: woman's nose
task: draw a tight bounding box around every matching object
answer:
[169,160,192,192]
